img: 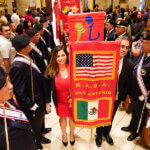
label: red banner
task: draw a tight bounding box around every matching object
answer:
[60,0,80,31]
[68,12,105,42]
[54,1,60,39]
[69,41,120,128]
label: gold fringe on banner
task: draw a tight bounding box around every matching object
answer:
[75,122,111,129]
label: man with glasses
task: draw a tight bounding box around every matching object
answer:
[121,30,150,141]
[96,36,134,147]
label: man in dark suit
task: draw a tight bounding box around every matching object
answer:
[121,30,150,141]
[105,19,117,41]
[96,37,134,147]
[0,66,37,150]
[34,23,51,64]
[26,28,47,75]
[10,34,51,149]
[40,17,56,51]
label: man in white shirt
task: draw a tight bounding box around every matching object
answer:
[0,24,12,73]
[11,8,20,27]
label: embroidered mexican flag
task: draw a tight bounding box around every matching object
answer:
[77,98,110,121]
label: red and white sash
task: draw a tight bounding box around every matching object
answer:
[137,54,150,101]
[30,42,42,56]
[13,56,41,73]
[0,102,28,122]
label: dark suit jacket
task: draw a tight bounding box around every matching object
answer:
[42,29,56,50]
[45,76,57,107]
[129,54,150,105]
[0,99,37,150]
[29,48,46,75]
[105,29,117,41]
[36,38,51,64]
[118,57,135,101]
[10,54,49,114]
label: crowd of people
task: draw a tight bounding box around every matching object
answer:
[0,4,150,150]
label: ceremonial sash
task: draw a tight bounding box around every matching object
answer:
[44,28,51,36]
[0,105,28,122]
[30,43,42,56]
[40,36,46,45]
[13,56,41,73]
[137,54,149,101]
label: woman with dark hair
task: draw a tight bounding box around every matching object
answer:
[45,45,75,147]
[16,24,24,35]
[23,19,32,33]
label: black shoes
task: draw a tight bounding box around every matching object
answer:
[70,140,75,146]
[105,135,114,145]
[96,135,102,147]
[40,136,51,144]
[121,126,132,132]
[62,141,68,147]
[36,141,43,149]
[127,133,139,141]
[42,128,52,134]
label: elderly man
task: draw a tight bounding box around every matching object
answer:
[0,67,37,150]
[27,28,47,75]
[105,19,117,41]
[121,30,150,141]
[96,37,134,147]
[10,34,51,149]
[115,20,130,41]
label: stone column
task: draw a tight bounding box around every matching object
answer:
[89,0,94,11]
[6,0,13,14]
[45,0,52,14]
[41,0,46,7]
[35,0,41,9]
[16,0,30,16]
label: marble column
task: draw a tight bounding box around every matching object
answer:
[35,0,41,9]
[15,0,30,16]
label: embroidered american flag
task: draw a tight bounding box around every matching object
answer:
[76,54,113,78]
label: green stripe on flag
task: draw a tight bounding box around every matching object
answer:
[77,101,88,120]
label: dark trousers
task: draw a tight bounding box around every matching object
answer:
[129,98,147,134]
[25,111,45,142]
[96,99,121,136]
[41,115,45,132]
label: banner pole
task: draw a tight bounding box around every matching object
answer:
[91,128,93,143]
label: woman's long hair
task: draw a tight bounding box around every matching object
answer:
[45,45,68,79]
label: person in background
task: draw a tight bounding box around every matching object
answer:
[0,66,37,150]
[45,45,75,147]
[11,8,20,27]
[131,11,145,42]
[23,19,32,33]
[105,19,117,41]
[0,24,12,73]
[9,22,17,41]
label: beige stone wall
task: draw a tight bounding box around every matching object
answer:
[95,0,141,10]
[95,0,106,10]
[15,0,30,16]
